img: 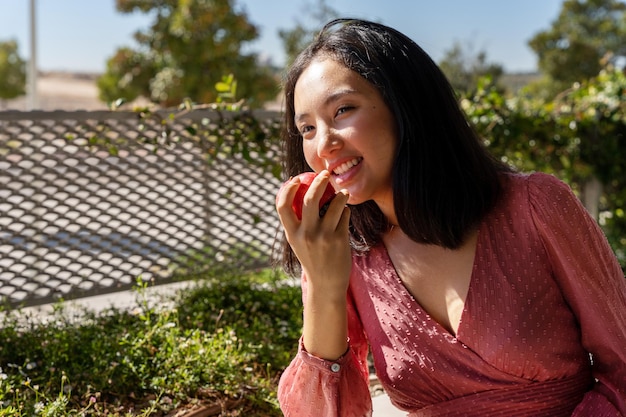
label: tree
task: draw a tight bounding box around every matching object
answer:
[278,0,339,67]
[464,65,626,268]
[528,0,626,95]
[0,40,26,107]
[438,41,504,95]
[97,48,157,106]
[98,0,278,108]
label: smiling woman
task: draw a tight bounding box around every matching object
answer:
[274,18,626,417]
[294,58,397,209]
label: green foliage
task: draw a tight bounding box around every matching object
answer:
[463,67,626,268]
[99,0,278,108]
[0,271,302,416]
[464,77,586,183]
[555,66,626,265]
[215,73,239,106]
[136,102,282,177]
[97,47,157,105]
[174,270,302,371]
[528,0,626,97]
[73,75,283,179]
[555,66,626,183]
[0,40,26,102]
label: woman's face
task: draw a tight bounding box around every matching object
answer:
[293,57,398,207]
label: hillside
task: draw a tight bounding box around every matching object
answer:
[3,72,108,111]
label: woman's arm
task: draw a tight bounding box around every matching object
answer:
[302,276,349,360]
[276,172,353,359]
[529,173,626,415]
[278,275,372,417]
[276,172,372,415]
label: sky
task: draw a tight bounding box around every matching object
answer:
[0,0,565,74]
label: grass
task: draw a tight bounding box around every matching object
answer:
[0,269,302,416]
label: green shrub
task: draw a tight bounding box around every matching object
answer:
[0,270,302,416]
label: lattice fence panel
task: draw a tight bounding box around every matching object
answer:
[0,110,283,308]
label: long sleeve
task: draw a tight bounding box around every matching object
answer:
[277,274,372,417]
[528,173,626,415]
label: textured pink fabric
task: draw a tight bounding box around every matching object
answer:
[277,173,626,416]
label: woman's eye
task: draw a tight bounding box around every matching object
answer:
[336,106,354,116]
[300,125,314,135]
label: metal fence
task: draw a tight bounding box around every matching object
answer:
[0,109,283,308]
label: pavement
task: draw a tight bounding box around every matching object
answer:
[373,393,407,416]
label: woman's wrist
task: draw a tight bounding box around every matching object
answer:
[303,293,349,360]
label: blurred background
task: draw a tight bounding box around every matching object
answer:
[0,0,585,111]
[1,0,625,276]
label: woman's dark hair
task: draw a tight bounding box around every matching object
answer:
[280,18,511,275]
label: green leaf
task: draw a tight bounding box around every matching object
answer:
[215,82,231,93]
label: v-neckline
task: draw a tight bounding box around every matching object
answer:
[378,226,483,340]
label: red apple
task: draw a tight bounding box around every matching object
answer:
[278,172,336,220]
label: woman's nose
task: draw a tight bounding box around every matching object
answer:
[316,127,342,158]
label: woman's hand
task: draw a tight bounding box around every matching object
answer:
[277,170,352,359]
[276,170,352,299]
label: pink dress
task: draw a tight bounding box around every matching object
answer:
[278,173,626,417]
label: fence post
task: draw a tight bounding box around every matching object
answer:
[582,176,603,221]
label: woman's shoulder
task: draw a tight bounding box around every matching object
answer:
[500,171,570,204]
[488,171,574,228]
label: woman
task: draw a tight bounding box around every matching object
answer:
[275,18,626,417]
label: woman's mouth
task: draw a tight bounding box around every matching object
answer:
[332,157,362,176]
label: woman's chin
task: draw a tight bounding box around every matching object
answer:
[346,195,365,206]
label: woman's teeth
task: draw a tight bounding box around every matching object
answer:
[333,158,361,175]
